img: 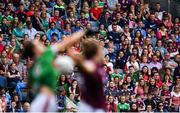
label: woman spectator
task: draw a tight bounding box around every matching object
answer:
[156,23,169,40]
[126,75,134,92]
[134,79,147,98]
[170,85,180,112]
[155,50,163,62]
[68,79,80,101]
[130,102,138,112]
[107,95,117,112]
[12,21,25,39]
[154,102,169,112]
[58,75,69,94]
[62,24,72,35]
[39,34,47,45]
[141,66,150,82]
[132,48,140,62]
[40,11,49,32]
[148,78,158,94]
[12,95,22,112]
[153,72,163,88]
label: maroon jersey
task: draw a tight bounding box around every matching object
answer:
[80,63,106,109]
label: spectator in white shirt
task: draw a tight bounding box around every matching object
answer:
[126,54,140,71]
[24,21,37,40]
[149,55,162,70]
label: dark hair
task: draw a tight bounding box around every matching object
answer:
[82,38,99,59]
[22,41,35,59]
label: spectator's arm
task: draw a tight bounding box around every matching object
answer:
[90,12,97,20]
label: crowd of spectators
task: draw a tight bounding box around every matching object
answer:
[0,0,179,112]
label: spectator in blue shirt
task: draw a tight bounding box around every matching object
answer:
[46,22,62,41]
[132,20,147,39]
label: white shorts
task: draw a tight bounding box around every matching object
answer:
[30,93,57,112]
[78,101,105,112]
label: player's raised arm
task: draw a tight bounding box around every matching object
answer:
[52,30,85,53]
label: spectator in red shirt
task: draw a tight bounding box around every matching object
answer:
[90,0,102,21]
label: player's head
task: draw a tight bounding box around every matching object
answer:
[22,41,35,59]
[82,38,102,62]
[22,40,43,59]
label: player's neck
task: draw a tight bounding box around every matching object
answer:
[39,86,54,97]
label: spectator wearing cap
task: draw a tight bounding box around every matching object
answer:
[46,22,62,41]
[24,21,37,40]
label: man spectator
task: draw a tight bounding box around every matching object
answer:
[24,21,37,40]
[149,55,162,70]
[132,20,147,39]
[46,22,62,41]
[89,0,102,21]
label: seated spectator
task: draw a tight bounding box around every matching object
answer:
[134,79,147,98]
[130,102,138,112]
[46,22,62,41]
[117,95,130,112]
[156,23,169,40]
[170,85,180,112]
[7,63,20,89]
[154,102,169,112]
[89,0,102,21]
[149,55,162,70]
[15,3,27,23]
[12,21,25,39]
[24,21,37,40]
[144,93,157,110]
[126,54,140,72]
